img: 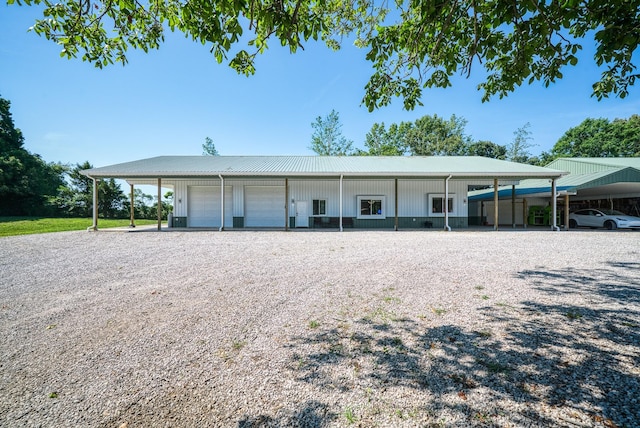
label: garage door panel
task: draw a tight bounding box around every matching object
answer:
[188,186,233,228]
[245,186,285,227]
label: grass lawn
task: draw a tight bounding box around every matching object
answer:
[0,217,161,237]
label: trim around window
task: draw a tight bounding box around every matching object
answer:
[312,199,327,216]
[428,194,456,216]
[357,196,386,219]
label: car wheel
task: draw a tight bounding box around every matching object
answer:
[604,220,617,230]
[569,219,577,229]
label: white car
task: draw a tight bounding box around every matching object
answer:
[569,208,640,230]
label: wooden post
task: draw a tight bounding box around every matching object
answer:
[511,185,516,228]
[285,178,289,231]
[551,178,558,231]
[91,178,98,231]
[129,184,135,228]
[523,198,528,229]
[493,178,499,231]
[394,178,398,231]
[157,178,162,231]
[564,194,570,231]
[220,175,225,231]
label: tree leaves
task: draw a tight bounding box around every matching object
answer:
[10,0,640,109]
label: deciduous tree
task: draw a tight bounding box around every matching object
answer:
[506,123,536,164]
[551,115,640,158]
[405,115,470,156]
[309,110,353,156]
[202,137,219,156]
[360,122,408,156]
[0,96,64,216]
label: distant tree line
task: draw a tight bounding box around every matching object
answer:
[3,92,639,218]
[0,95,171,218]
[310,110,640,164]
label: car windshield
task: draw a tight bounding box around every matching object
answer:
[600,209,626,216]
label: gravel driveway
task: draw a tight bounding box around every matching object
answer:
[1,229,639,427]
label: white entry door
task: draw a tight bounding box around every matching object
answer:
[296,200,309,228]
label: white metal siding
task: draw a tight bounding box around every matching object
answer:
[172,178,486,224]
[288,180,340,216]
[342,180,395,217]
[188,186,233,228]
[245,186,286,227]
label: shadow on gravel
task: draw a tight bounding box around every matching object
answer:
[238,400,335,428]
[239,261,639,427]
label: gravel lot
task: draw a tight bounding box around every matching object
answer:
[1,229,639,428]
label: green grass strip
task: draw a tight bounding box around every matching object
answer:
[0,217,160,237]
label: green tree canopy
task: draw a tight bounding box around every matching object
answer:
[551,115,640,158]
[358,122,409,156]
[53,161,127,218]
[11,0,640,109]
[0,96,65,216]
[466,140,507,159]
[309,110,353,155]
[202,137,219,156]
[404,114,470,156]
[506,123,536,164]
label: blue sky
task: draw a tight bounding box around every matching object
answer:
[1,4,639,169]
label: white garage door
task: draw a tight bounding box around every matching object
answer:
[188,186,233,228]
[245,186,285,227]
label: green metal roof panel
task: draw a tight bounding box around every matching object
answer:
[82,156,565,179]
[547,157,640,174]
[469,165,640,200]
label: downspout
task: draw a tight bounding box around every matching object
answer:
[444,175,452,231]
[339,174,343,232]
[493,178,499,231]
[551,178,560,231]
[394,178,398,231]
[219,174,225,231]
[88,176,98,231]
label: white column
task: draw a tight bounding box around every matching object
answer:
[219,174,225,231]
[339,175,343,232]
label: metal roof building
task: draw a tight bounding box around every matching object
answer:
[468,158,640,228]
[82,156,566,231]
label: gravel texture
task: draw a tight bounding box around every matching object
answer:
[1,229,639,428]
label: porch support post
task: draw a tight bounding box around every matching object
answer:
[551,178,559,231]
[219,174,225,231]
[444,175,452,231]
[129,183,135,228]
[523,198,528,229]
[493,178,499,231]
[394,178,398,231]
[90,177,98,231]
[157,178,162,231]
[339,175,343,232]
[511,185,516,228]
[564,194,570,231]
[285,178,289,231]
